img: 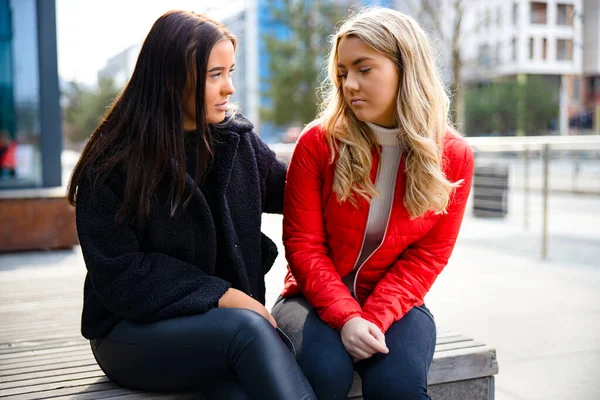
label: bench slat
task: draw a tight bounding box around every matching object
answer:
[0,364,101,384]
[0,340,84,355]
[0,360,98,378]
[0,370,107,391]
[0,352,96,371]
[434,340,485,352]
[0,330,81,346]
[0,381,122,400]
[0,322,81,335]
[96,393,199,400]
[430,345,499,384]
[0,352,94,369]
[0,336,82,349]
[0,376,113,397]
[436,335,473,345]
[0,344,91,361]
[0,332,84,345]
[49,388,152,400]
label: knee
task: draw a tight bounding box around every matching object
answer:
[299,356,354,399]
[225,309,279,358]
[229,309,273,337]
[362,375,429,400]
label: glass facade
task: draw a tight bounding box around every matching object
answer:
[0,0,60,190]
[0,0,43,188]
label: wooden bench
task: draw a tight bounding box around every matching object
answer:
[0,258,497,399]
[0,276,497,400]
[0,188,78,253]
[0,332,497,399]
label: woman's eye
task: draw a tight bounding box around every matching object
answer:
[359,68,371,73]
[211,73,221,78]
[337,73,347,78]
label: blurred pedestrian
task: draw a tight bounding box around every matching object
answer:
[0,131,16,178]
[273,7,474,399]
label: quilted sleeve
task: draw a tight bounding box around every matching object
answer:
[283,126,363,331]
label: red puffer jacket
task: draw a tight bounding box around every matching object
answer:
[281,124,474,333]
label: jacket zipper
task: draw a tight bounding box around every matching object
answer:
[352,159,400,298]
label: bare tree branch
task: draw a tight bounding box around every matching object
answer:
[420,0,447,43]
[411,0,469,126]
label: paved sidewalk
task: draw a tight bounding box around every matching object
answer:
[1,191,598,400]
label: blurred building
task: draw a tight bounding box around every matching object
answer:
[95,1,399,143]
[0,0,61,189]
[461,0,600,134]
[224,0,395,143]
[223,3,260,131]
[583,0,600,130]
[97,44,141,88]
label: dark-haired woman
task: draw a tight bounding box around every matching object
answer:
[68,10,316,400]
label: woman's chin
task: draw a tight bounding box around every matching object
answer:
[207,111,226,124]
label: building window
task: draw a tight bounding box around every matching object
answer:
[556,39,573,60]
[557,4,574,26]
[496,43,501,65]
[592,77,600,97]
[531,2,548,24]
[512,3,519,25]
[512,38,518,61]
[497,6,502,27]
[542,37,548,60]
[529,37,535,59]
[478,44,492,67]
[589,77,600,103]
[572,76,581,101]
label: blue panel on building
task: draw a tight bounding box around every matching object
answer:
[255,0,397,142]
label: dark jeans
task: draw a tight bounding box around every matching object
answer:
[272,296,436,400]
[91,308,316,400]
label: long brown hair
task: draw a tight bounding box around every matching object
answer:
[67,11,236,225]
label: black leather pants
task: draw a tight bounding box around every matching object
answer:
[91,308,316,400]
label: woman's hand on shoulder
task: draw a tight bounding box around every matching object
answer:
[340,317,388,362]
[218,288,277,328]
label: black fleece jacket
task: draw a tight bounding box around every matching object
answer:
[75,114,286,339]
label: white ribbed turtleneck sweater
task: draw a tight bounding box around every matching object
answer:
[343,122,402,293]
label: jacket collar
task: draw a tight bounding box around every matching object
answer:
[184,129,240,200]
[183,114,251,201]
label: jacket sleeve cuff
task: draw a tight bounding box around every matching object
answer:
[362,311,389,334]
[337,312,362,331]
[319,299,363,331]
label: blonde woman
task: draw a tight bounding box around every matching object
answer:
[272,7,474,399]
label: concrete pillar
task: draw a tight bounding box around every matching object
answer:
[595,104,600,134]
[559,74,569,135]
[517,73,527,136]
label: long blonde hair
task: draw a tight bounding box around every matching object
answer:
[319,7,460,218]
